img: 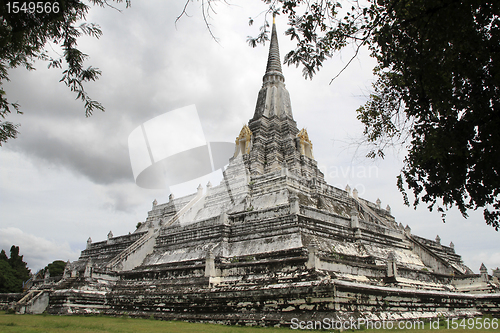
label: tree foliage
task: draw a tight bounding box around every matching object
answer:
[242,0,500,230]
[0,0,130,146]
[44,260,67,277]
[0,246,31,293]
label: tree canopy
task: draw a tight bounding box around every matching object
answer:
[44,260,67,277]
[0,0,130,146]
[0,246,31,293]
[243,0,500,230]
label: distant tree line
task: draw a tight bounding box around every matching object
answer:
[0,246,30,293]
[0,245,68,293]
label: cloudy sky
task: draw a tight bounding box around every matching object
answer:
[1,0,498,273]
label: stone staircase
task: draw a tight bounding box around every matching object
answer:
[354,196,395,229]
[106,188,206,271]
[408,235,464,275]
[14,289,49,314]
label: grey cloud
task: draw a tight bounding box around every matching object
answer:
[7,115,132,185]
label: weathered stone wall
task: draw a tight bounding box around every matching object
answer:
[45,275,499,325]
[0,293,22,311]
[38,246,499,324]
[80,231,147,265]
[47,289,108,315]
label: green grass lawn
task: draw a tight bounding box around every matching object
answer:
[0,314,498,333]
[0,314,290,333]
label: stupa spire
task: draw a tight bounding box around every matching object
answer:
[252,14,291,120]
[244,13,325,180]
[264,13,284,83]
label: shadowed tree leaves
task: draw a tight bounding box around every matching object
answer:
[362,0,500,230]
[0,246,31,293]
[44,260,67,277]
[0,260,20,293]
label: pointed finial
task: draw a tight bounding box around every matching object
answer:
[309,237,319,249]
[263,13,284,83]
[404,225,411,236]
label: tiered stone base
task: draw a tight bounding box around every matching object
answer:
[45,270,500,326]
